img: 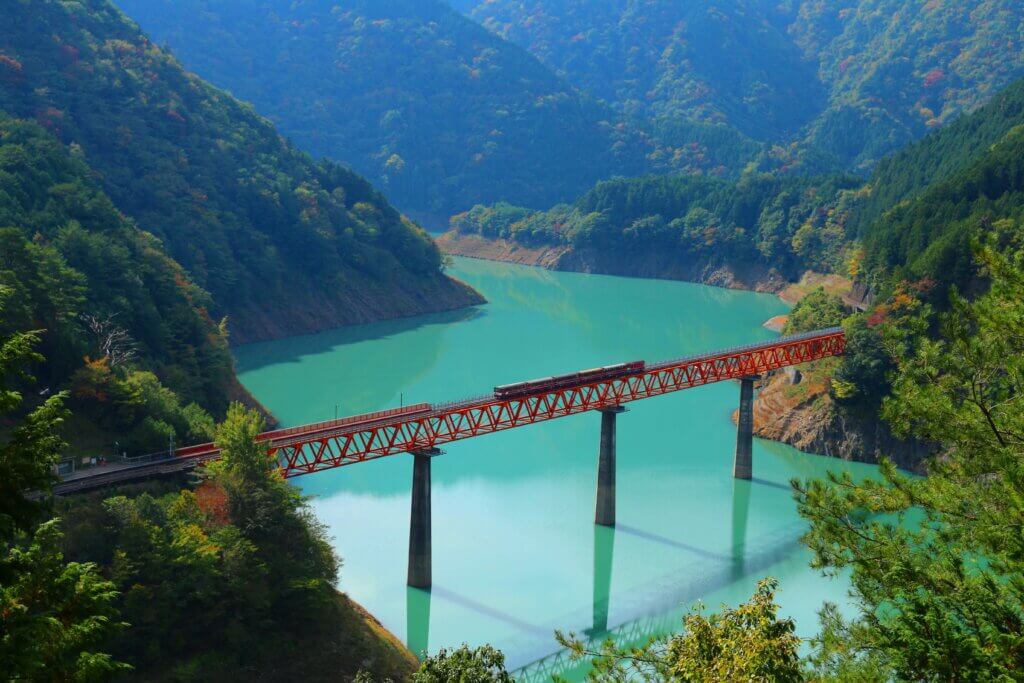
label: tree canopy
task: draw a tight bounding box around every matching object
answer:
[796,244,1024,679]
[0,290,126,680]
[555,578,802,682]
[452,173,861,277]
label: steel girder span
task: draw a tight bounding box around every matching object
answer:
[209,326,846,478]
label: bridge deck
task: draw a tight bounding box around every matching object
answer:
[55,327,844,494]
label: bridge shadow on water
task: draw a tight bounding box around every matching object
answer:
[750,476,794,493]
[404,479,807,676]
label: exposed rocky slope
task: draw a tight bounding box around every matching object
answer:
[750,369,930,473]
[437,231,791,294]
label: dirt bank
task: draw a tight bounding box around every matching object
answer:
[438,230,790,294]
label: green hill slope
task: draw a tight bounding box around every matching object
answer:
[455,0,1024,175]
[115,0,651,223]
[854,78,1024,235]
[862,124,1024,295]
[0,0,481,344]
[0,116,237,453]
[791,0,1024,171]
[454,0,827,144]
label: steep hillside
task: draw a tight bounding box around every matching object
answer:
[862,124,1024,295]
[0,116,241,454]
[790,0,1024,171]
[853,78,1024,235]
[455,0,1024,175]
[0,0,482,343]
[114,0,651,223]
[453,0,826,144]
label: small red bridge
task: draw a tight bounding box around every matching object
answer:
[56,327,845,587]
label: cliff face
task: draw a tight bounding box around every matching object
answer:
[751,369,930,473]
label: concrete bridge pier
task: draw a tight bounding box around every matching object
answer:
[733,376,759,480]
[596,406,626,527]
[408,447,442,589]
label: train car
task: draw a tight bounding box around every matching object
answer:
[494,361,645,400]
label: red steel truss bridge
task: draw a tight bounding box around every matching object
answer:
[55,326,845,588]
[57,327,843,487]
[263,326,844,477]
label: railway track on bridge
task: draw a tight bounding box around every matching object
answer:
[55,327,844,495]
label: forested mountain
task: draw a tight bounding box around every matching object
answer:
[451,0,826,143]
[114,0,651,223]
[789,0,1024,171]
[454,0,1024,175]
[447,72,1024,306]
[0,117,234,453]
[0,0,480,345]
[861,120,1024,297]
[854,78,1024,235]
[112,0,1024,222]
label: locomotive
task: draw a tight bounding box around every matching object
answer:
[493,361,645,400]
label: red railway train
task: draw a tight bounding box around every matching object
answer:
[493,361,645,400]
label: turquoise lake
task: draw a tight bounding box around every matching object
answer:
[234,257,877,679]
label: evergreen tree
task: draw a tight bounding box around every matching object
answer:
[797,244,1024,679]
[782,287,845,335]
[410,644,513,683]
[0,286,126,680]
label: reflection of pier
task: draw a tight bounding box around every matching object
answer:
[401,475,803,678]
[588,525,615,636]
[406,586,431,660]
[515,609,681,683]
[512,511,804,682]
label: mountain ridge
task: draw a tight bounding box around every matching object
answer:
[0,0,483,345]
[453,0,1024,176]
[115,0,653,223]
